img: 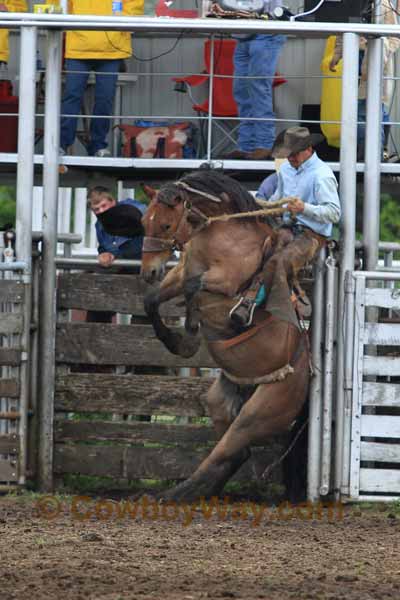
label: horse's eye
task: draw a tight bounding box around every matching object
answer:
[162,224,171,232]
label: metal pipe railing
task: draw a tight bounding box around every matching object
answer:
[1,14,400,38]
[334,32,360,500]
[37,30,63,493]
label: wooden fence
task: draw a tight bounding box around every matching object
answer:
[0,279,25,485]
[53,270,286,491]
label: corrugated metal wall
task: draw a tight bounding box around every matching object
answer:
[5,1,400,156]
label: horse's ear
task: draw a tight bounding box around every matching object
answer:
[220,192,230,203]
[97,204,144,238]
[141,184,158,201]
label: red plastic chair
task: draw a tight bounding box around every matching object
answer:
[173,39,287,156]
[155,0,198,18]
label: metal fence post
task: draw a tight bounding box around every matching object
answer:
[37,30,63,492]
[334,32,359,499]
[363,37,383,272]
[15,26,37,486]
[307,248,325,502]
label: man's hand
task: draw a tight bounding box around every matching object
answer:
[329,57,340,72]
[287,197,305,214]
[0,4,8,11]
[98,252,115,267]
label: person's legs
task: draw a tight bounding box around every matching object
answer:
[357,99,388,160]
[60,59,91,151]
[233,39,254,152]
[88,59,121,155]
[247,35,286,151]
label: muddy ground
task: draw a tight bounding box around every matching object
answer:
[0,494,399,600]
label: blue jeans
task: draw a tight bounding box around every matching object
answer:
[357,98,389,159]
[60,58,121,155]
[233,35,286,152]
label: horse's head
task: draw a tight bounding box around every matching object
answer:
[141,183,193,284]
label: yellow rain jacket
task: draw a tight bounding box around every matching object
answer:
[0,0,28,63]
[65,0,144,60]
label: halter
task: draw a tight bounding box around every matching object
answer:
[142,184,215,254]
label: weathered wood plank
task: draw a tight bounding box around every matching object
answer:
[0,459,18,482]
[0,434,19,454]
[365,288,400,310]
[54,443,283,482]
[0,349,21,366]
[57,273,183,317]
[359,468,400,493]
[0,379,19,398]
[0,314,23,335]
[56,323,216,368]
[361,441,400,463]
[363,382,400,407]
[364,323,400,346]
[363,356,400,377]
[361,415,400,438]
[0,281,25,304]
[55,374,212,416]
[55,420,215,445]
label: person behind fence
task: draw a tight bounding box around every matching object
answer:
[230,126,341,328]
[60,0,144,158]
[329,0,400,160]
[0,1,27,72]
[224,0,286,161]
[88,185,146,269]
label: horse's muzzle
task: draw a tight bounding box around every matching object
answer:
[141,260,166,284]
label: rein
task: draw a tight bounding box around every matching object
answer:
[143,182,296,253]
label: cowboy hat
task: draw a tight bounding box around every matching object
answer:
[271,126,325,159]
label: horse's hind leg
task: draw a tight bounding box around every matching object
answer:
[207,373,254,438]
[158,346,309,503]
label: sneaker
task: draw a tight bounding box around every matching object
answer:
[94,148,111,158]
[59,147,66,156]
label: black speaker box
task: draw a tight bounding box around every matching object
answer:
[303,0,371,23]
[301,104,340,161]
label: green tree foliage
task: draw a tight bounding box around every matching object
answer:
[0,186,16,227]
[380,194,400,242]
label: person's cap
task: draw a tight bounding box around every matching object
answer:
[97,204,144,238]
[271,126,325,159]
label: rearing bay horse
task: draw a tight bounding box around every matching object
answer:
[102,171,310,502]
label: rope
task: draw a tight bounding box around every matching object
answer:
[261,418,309,480]
[176,181,222,203]
[207,197,295,225]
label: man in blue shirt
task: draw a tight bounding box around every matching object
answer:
[88,186,146,268]
[86,186,146,323]
[230,126,341,327]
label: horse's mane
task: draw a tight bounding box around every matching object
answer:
[158,171,259,214]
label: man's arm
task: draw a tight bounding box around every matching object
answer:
[302,176,341,224]
[287,176,341,224]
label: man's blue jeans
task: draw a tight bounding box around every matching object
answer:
[60,58,121,155]
[233,34,286,152]
[357,98,389,159]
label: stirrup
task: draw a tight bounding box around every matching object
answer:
[229,297,257,327]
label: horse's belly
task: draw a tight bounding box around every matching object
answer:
[207,317,302,379]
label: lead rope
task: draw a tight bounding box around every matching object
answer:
[206,197,296,226]
[261,418,309,480]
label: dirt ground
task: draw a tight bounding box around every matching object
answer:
[0,494,399,600]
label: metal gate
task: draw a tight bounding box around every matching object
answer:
[349,271,400,501]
